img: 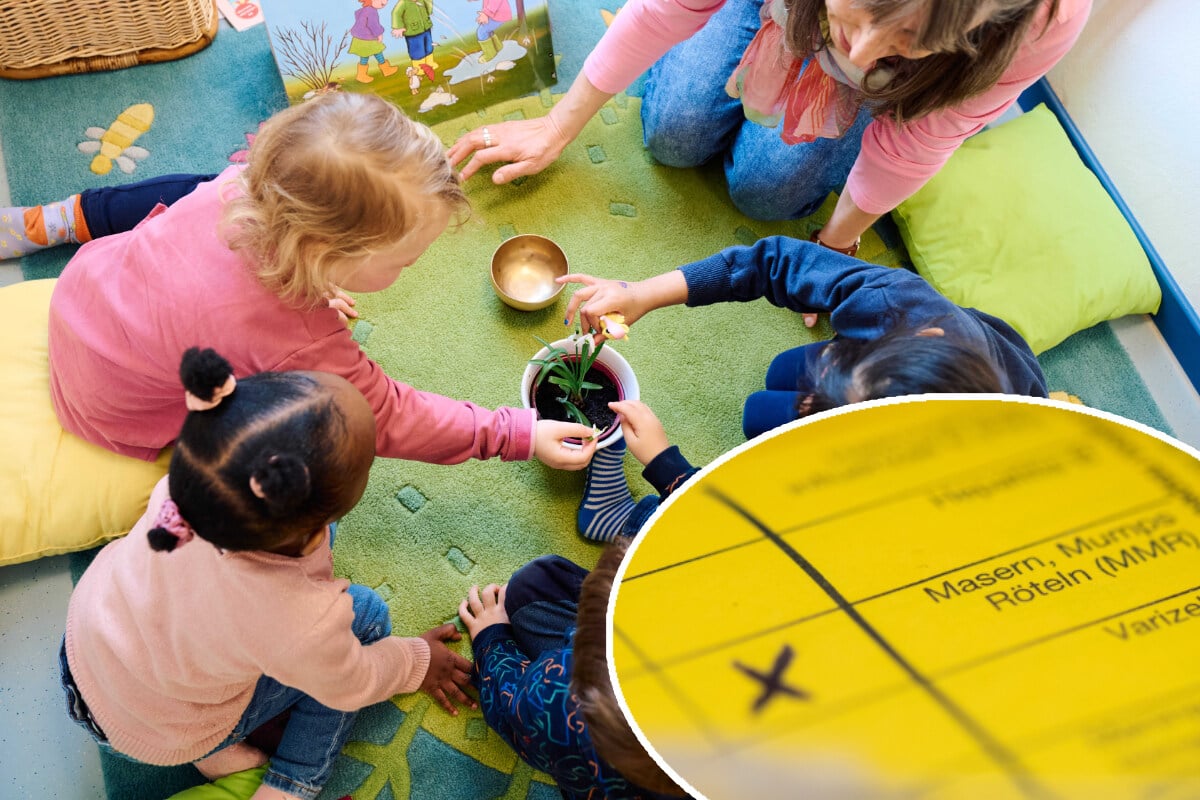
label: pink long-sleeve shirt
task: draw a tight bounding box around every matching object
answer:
[48,165,534,463]
[583,0,1091,213]
[65,477,431,765]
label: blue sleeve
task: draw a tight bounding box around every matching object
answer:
[641,445,697,498]
[678,236,965,341]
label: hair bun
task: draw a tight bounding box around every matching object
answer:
[147,527,179,552]
[250,452,312,517]
[180,347,234,402]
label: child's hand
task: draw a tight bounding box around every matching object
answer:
[418,623,476,716]
[533,420,599,470]
[558,274,646,342]
[458,583,510,638]
[326,285,358,323]
[609,400,670,466]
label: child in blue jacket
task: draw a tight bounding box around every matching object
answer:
[561,236,1047,440]
[459,402,694,799]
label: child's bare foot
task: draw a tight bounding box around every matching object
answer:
[193,741,268,780]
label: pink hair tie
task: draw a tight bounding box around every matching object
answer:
[186,375,237,412]
[153,498,196,546]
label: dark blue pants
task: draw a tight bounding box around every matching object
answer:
[503,555,587,658]
[79,173,215,237]
[742,340,829,440]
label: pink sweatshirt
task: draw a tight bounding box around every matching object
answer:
[583,0,1091,213]
[48,165,535,463]
[65,478,431,765]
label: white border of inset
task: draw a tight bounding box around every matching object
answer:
[606,393,1200,800]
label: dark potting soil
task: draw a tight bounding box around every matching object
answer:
[533,365,620,436]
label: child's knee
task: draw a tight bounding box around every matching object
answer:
[347,584,392,644]
[505,555,583,614]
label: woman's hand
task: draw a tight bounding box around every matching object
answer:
[447,72,614,184]
[532,419,599,470]
[417,623,476,715]
[609,400,670,466]
[448,117,571,184]
[458,583,509,638]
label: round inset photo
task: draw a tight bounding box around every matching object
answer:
[611,397,1200,800]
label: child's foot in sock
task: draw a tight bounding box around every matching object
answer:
[0,195,89,260]
[578,439,636,542]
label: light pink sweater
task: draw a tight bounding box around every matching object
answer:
[583,0,1091,213]
[65,478,431,765]
[48,165,535,463]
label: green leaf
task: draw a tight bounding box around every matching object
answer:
[557,398,591,427]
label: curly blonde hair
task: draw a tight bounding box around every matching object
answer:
[221,92,468,308]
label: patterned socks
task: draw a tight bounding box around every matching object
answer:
[0,195,90,260]
[578,439,636,543]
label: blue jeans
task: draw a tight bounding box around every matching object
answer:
[640,0,872,221]
[79,173,215,237]
[742,341,829,439]
[212,583,391,799]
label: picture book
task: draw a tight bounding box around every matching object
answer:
[257,0,556,126]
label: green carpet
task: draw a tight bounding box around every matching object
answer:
[5,3,1173,799]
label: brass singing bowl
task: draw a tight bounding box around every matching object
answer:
[490,234,568,311]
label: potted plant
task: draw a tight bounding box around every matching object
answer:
[520,333,639,450]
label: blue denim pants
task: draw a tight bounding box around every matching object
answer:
[640,0,872,221]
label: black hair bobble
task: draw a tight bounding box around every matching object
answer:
[147,527,180,552]
[180,347,234,403]
[250,452,312,517]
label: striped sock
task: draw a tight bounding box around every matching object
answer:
[578,439,636,542]
[0,195,89,260]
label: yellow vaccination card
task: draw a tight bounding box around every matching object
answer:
[612,398,1200,800]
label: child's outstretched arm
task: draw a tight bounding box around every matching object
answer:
[286,334,595,470]
[561,238,961,345]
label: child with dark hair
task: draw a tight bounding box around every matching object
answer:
[459,534,691,799]
[561,236,1047,439]
[61,348,474,800]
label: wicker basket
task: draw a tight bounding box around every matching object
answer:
[0,0,219,79]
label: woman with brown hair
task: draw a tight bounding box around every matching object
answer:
[449,0,1089,255]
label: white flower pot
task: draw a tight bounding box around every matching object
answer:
[520,335,639,450]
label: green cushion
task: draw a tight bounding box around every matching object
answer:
[891,103,1161,355]
[166,768,266,800]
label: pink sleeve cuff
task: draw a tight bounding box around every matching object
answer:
[513,407,537,461]
[394,636,432,695]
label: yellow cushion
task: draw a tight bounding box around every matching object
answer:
[0,279,168,567]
